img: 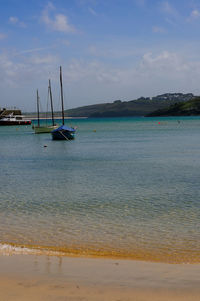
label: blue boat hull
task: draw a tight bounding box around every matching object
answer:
[51,129,75,140]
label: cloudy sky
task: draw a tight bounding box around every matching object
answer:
[1,0,200,111]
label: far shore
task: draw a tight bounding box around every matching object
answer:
[0,254,199,301]
[28,116,88,120]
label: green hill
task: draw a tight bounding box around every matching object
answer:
[65,93,194,117]
[146,97,200,117]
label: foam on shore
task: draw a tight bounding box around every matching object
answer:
[0,242,199,264]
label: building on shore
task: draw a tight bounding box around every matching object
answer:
[0,108,22,118]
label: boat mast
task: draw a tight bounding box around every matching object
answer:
[48,79,55,126]
[60,66,65,125]
[37,89,40,127]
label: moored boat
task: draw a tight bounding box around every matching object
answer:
[51,66,76,141]
[33,83,58,134]
[52,124,76,140]
[0,113,31,126]
[34,124,57,133]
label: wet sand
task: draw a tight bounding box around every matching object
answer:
[0,254,199,301]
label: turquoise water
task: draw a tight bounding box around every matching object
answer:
[0,117,200,262]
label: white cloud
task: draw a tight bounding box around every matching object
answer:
[187,9,200,22]
[56,14,75,32]
[9,16,26,28]
[141,51,180,69]
[66,59,120,84]
[191,10,200,17]
[59,51,197,87]
[9,17,18,24]
[0,52,59,88]
[0,52,61,111]
[1,49,200,110]
[0,53,25,85]
[41,2,76,33]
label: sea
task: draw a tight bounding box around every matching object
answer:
[0,117,199,263]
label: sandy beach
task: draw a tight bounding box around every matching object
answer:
[0,254,199,301]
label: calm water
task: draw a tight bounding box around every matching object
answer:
[0,117,200,263]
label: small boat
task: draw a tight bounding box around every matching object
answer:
[33,82,57,134]
[52,124,76,140]
[51,66,76,140]
[34,123,57,133]
[0,113,31,126]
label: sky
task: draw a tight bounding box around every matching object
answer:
[1,0,200,111]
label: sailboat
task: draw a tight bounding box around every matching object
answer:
[33,81,57,134]
[51,66,76,140]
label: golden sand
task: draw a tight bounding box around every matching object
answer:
[0,254,199,301]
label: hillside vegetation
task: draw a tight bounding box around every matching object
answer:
[65,93,194,117]
[147,97,200,117]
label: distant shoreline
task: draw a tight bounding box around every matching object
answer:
[28,116,88,120]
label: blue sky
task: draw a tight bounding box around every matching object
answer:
[1,0,200,111]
